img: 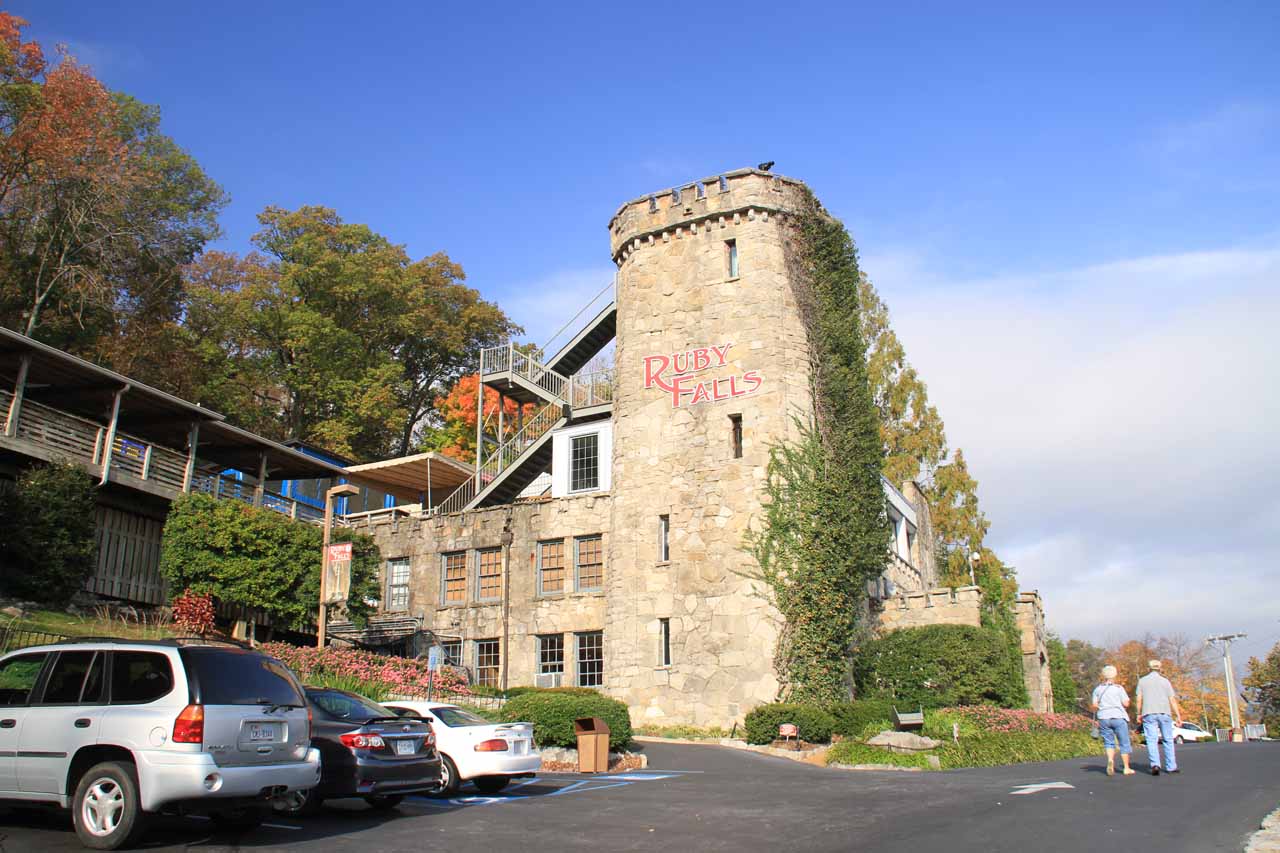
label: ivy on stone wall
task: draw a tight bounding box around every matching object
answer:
[747,188,889,704]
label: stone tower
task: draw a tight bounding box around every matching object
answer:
[604,169,813,725]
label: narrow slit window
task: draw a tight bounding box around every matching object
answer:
[659,618,671,667]
[725,239,739,278]
[659,514,670,563]
[730,413,743,459]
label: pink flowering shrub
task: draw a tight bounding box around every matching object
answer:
[924,705,1092,739]
[259,642,470,698]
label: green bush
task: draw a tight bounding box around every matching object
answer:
[0,461,97,605]
[743,703,836,745]
[827,699,896,738]
[160,493,380,629]
[304,672,392,703]
[936,731,1096,769]
[851,624,1026,709]
[826,742,933,769]
[921,708,981,741]
[500,685,601,699]
[499,692,632,750]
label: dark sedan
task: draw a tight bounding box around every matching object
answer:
[275,687,441,815]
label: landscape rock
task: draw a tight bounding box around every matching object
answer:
[866,731,942,753]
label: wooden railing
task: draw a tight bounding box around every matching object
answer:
[1,388,330,525]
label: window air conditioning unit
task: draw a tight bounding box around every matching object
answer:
[535,672,563,688]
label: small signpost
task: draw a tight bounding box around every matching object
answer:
[323,542,353,605]
[779,722,799,750]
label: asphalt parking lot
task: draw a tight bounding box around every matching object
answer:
[0,740,1275,852]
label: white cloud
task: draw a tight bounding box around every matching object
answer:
[862,243,1280,665]
[494,266,617,351]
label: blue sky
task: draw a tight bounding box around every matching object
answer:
[15,2,1280,665]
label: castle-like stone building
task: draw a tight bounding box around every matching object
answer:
[354,168,1050,724]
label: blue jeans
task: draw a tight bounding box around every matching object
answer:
[1099,718,1131,755]
[1142,714,1177,770]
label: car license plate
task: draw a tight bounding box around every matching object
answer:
[246,723,279,742]
[394,739,416,756]
[514,740,526,755]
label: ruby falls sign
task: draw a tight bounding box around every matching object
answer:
[642,343,763,408]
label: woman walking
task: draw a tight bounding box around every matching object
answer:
[1091,665,1135,776]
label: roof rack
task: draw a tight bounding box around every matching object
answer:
[39,636,253,650]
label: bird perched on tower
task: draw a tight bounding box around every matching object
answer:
[757,161,774,172]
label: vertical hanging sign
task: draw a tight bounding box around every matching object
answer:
[323,542,353,605]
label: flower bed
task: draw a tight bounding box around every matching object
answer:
[259,642,470,698]
[923,706,1091,739]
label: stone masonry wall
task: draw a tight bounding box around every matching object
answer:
[362,495,611,688]
[1016,590,1055,713]
[605,169,812,726]
[876,586,983,632]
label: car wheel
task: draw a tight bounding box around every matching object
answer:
[72,761,147,851]
[1174,735,1184,744]
[363,794,405,811]
[273,788,323,817]
[473,777,510,795]
[210,805,266,831]
[431,755,460,797]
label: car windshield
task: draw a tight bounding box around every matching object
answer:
[1181,723,1202,731]
[308,688,396,721]
[180,648,303,706]
[432,706,493,727]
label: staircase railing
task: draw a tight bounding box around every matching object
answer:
[480,343,570,403]
[568,370,615,408]
[434,399,564,514]
[538,277,617,361]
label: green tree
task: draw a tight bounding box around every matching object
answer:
[0,460,97,605]
[1046,633,1080,713]
[178,206,515,461]
[1064,638,1107,696]
[851,624,1027,709]
[1244,642,1280,733]
[159,493,380,629]
[858,273,947,487]
[0,16,225,351]
[748,189,888,704]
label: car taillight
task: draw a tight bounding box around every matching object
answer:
[306,705,313,741]
[475,738,509,752]
[425,730,436,747]
[173,704,204,744]
[340,732,385,750]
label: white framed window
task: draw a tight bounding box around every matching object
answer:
[570,433,599,492]
[576,631,603,688]
[386,557,411,612]
[475,639,500,688]
[538,634,564,676]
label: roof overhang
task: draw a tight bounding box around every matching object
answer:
[345,452,474,502]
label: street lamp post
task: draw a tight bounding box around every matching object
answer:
[319,482,361,649]
[1206,632,1248,732]
[968,550,981,586]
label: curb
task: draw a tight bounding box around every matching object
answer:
[633,735,830,764]
[1245,805,1280,853]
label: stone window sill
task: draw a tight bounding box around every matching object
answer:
[724,276,740,284]
[655,560,671,568]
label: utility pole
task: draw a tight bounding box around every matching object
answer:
[1206,633,1248,731]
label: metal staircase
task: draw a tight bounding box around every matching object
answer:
[434,279,618,515]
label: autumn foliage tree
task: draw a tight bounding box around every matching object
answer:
[423,373,537,462]
[0,13,225,353]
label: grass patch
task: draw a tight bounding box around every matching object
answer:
[826,742,932,769]
[4,609,178,642]
[935,731,1097,769]
[635,724,732,740]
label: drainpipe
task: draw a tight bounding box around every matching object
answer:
[500,513,514,692]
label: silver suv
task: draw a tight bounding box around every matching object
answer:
[0,638,321,850]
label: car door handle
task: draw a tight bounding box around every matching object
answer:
[0,719,14,728]
[75,718,91,729]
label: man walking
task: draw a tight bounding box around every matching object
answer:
[1137,659,1183,776]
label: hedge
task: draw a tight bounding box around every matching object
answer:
[484,685,601,699]
[0,461,97,606]
[935,730,1096,769]
[851,624,1026,709]
[827,699,896,739]
[744,703,836,745]
[499,692,632,750]
[826,742,933,769]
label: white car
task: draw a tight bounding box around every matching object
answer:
[1170,722,1214,743]
[382,701,540,795]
